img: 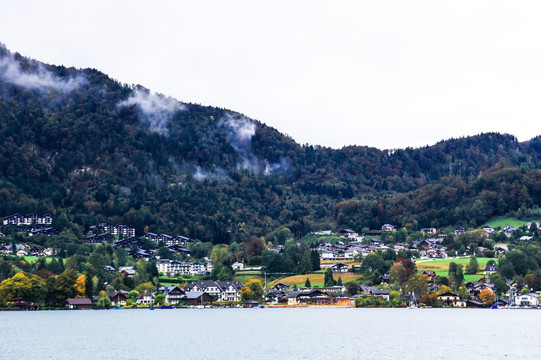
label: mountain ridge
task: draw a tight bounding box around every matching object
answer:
[1,43,540,242]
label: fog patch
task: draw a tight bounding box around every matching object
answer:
[0,45,87,92]
[117,88,186,135]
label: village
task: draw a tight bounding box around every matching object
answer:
[1,213,541,311]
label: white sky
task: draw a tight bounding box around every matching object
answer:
[1,0,540,149]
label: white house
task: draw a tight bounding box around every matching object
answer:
[514,293,539,307]
[232,262,244,270]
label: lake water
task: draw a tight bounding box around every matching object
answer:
[0,307,539,359]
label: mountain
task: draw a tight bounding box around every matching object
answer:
[1,43,541,243]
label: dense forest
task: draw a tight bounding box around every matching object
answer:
[1,43,541,243]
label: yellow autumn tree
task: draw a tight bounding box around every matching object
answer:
[74,275,86,298]
[239,279,264,301]
[437,285,452,295]
[0,272,44,305]
[479,288,495,306]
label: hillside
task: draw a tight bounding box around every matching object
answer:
[1,43,541,242]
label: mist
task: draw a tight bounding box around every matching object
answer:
[117,88,186,135]
[0,45,86,92]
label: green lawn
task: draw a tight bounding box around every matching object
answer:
[481,216,541,229]
[2,255,53,264]
[416,257,493,282]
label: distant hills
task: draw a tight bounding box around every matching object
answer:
[1,43,540,243]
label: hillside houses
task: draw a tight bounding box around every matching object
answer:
[157,259,213,276]
[3,213,53,226]
[145,232,191,246]
[97,222,136,238]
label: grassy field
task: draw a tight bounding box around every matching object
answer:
[416,257,493,282]
[1,255,53,264]
[481,216,541,229]
[269,273,362,288]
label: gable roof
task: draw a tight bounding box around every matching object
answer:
[66,298,92,305]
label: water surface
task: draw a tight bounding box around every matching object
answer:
[0,308,538,359]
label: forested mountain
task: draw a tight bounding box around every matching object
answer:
[1,43,541,243]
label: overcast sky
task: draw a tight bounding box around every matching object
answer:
[1,1,540,149]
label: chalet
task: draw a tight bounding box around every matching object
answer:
[454,227,466,235]
[272,283,290,291]
[482,226,494,235]
[29,227,59,237]
[182,292,214,305]
[420,270,436,281]
[519,236,533,241]
[232,262,244,271]
[503,224,516,235]
[185,281,243,302]
[156,286,185,305]
[466,282,495,297]
[145,232,191,246]
[483,264,498,275]
[113,237,142,249]
[318,285,347,294]
[0,243,26,254]
[167,245,191,256]
[130,248,154,260]
[242,300,260,308]
[109,290,129,306]
[339,229,358,238]
[104,265,116,274]
[437,292,466,307]
[381,224,396,232]
[466,299,486,308]
[85,233,114,244]
[66,298,92,310]
[371,289,391,300]
[118,266,136,277]
[294,289,330,305]
[16,249,28,256]
[136,291,154,305]
[420,228,437,235]
[11,297,39,310]
[28,246,40,256]
[331,263,349,273]
[320,251,338,260]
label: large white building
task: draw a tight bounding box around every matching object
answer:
[157,259,213,276]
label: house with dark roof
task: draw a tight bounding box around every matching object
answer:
[136,291,154,305]
[66,298,92,309]
[483,263,498,275]
[185,281,244,302]
[108,290,129,306]
[182,292,213,305]
[437,292,466,307]
[156,286,185,305]
[331,263,349,273]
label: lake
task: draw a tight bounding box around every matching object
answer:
[0,307,539,359]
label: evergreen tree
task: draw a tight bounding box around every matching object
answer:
[337,276,343,286]
[305,277,311,288]
[85,274,93,298]
[466,256,480,275]
[324,268,335,287]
